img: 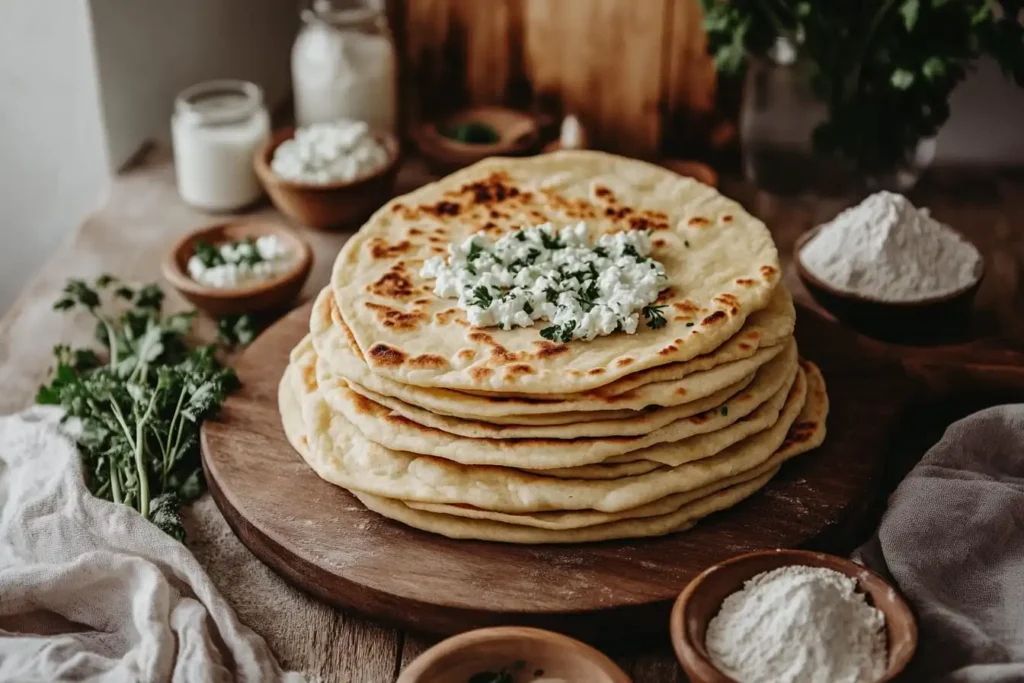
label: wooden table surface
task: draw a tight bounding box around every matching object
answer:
[2,150,1022,682]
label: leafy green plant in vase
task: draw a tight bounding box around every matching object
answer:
[700,0,1024,195]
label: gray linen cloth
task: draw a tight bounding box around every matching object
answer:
[856,405,1024,682]
[0,407,304,682]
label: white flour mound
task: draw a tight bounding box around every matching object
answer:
[705,565,887,683]
[801,191,981,302]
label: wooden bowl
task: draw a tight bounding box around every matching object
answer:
[397,627,631,683]
[254,126,400,231]
[162,220,313,317]
[795,226,985,344]
[413,106,540,174]
[670,549,917,683]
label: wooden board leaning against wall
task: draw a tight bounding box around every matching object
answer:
[388,0,721,159]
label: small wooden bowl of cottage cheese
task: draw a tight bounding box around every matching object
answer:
[254,121,400,231]
[671,549,917,683]
[163,220,313,317]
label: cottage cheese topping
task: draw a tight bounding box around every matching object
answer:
[270,119,389,184]
[420,223,669,341]
[187,235,293,289]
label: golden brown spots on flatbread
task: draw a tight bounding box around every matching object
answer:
[409,354,450,370]
[533,341,570,358]
[688,217,711,228]
[299,435,308,447]
[689,412,711,425]
[655,288,676,304]
[468,331,494,344]
[747,331,761,340]
[722,214,734,223]
[428,235,444,244]
[616,357,635,368]
[674,338,684,344]
[368,270,416,300]
[569,370,582,377]
[369,238,412,260]
[736,278,756,287]
[588,368,605,376]
[761,265,778,279]
[675,387,688,396]
[425,200,462,217]
[368,343,406,367]
[408,227,423,236]
[489,344,527,365]
[482,221,498,231]
[738,342,752,351]
[457,348,476,362]
[701,310,728,326]
[413,297,431,305]
[782,421,818,449]
[653,238,666,248]
[300,363,317,392]
[659,344,679,356]
[673,300,699,313]
[738,392,753,401]
[365,302,426,331]
[504,363,535,380]
[434,308,461,326]
[470,366,494,382]
[431,247,445,254]
[715,293,740,315]
[594,185,614,200]
[673,316,692,322]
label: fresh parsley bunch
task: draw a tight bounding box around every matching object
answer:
[700,0,1024,175]
[36,276,239,540]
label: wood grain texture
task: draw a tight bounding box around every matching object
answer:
[2,150,1024,682]
[201,298,897,642]
[398,0,716,157]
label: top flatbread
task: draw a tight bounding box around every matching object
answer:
[328,150,781,393]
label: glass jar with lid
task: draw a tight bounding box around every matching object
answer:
[171,79,270,212]
[292,0,398,132]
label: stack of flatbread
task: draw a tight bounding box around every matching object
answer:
[280,151,829,544]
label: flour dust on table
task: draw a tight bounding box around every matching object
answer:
[275,150,830,543]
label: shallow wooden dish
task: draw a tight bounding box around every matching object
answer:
[795,226,985,344]
[413,106,540,174]
[254,126,400,231]
[398,627,630,683]
[670,549,917,683]
[162,220,312,317]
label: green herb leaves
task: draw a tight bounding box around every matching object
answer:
[643,304,668,329]
[37,275,238,540]
[540,320,577,343]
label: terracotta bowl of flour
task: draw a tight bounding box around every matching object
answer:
[794,226,985,345]
[670,549,917,683]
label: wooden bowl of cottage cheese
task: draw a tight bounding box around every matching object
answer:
[255,122,401,231]
[671,549,917,683]
[163,219,313,317]
[794,192,985,344]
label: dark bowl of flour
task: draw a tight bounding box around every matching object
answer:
[670,549,917,683]
[793,193,985,345]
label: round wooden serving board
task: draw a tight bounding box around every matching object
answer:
[201,302,903,643]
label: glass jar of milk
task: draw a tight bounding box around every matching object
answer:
[292,0,397,132]
[171,80,270,212]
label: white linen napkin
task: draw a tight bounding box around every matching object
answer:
[0,407,304,682]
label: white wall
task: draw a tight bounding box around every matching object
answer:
[0,0,111,314]
[89,0,299,169]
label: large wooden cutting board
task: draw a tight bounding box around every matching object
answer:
[201,302,904,643]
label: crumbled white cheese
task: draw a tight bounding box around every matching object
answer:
[420,222,669,341]
[187,234,293,289]
[270,119,389,184]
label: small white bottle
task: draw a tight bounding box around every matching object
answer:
[291,0,398,132]
[171,79,270,212]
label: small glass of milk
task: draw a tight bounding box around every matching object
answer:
[171,79,271,212]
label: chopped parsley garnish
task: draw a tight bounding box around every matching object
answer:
[643,304,668,329]
[593,246,608,257]
[721,406,729,416]
[539,229,564,250]
[523,300,533,315]
[544,287,559,303]
[470,286,493,307]
[540,320,577,343]
[515,231,526,242]
[467,241,484,262]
